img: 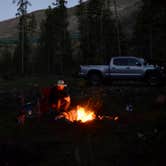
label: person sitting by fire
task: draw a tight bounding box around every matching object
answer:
[48,80,71,114]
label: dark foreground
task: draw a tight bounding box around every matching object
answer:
[0,78,166,166]
[0,116,166,166]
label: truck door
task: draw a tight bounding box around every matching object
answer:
[127,58,144,78]
[110,58,129,78]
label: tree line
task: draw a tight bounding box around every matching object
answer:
[0,0,166,76]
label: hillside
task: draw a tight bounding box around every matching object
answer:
[0,0,142,40]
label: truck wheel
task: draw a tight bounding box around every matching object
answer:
[147,74,160,86]
[88,73,102,86]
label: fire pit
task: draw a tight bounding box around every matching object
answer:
[55,105,96,123]
[55,105,119,123]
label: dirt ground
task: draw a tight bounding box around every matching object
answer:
[0,77,166,166]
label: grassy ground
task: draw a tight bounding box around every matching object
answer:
[0,76,166,166]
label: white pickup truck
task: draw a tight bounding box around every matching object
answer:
[79,56,165,85]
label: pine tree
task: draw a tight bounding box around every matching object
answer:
[38,0,72,74]
[85,0,103,63]
[77,0,88,63]
[53,0,72,73]
[132,0,166,61]
[13,0,31,75]
[27,13,37,73]
[38,6,55,73]
[77,0,126,64]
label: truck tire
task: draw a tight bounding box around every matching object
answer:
[88,73,102,86]
[147,74,160,86]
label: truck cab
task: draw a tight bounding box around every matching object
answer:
[109,56,147,79]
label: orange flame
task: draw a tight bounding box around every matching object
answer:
[76,106,96,122]
[56,106,96,123]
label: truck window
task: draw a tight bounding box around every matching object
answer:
[113,58,128,66]
[128,59,141,66]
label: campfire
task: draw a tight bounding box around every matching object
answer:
[55,106,96,123]
[76,106,96,122]
[55,105,119,123]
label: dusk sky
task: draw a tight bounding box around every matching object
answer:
[0,0,79,21]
